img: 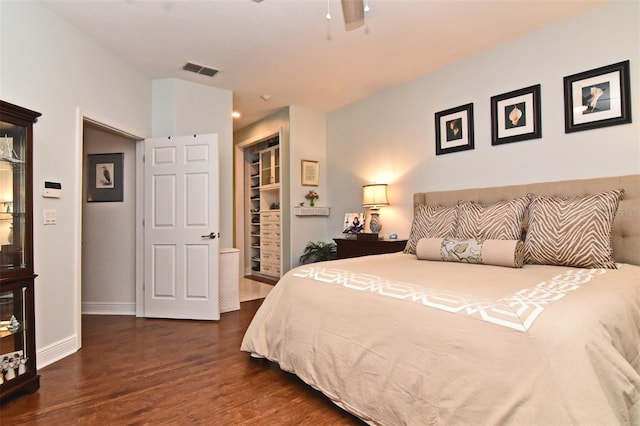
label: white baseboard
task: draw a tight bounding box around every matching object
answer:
[36,303,135,370]
[82,302,135,315]
[37,334,78,370]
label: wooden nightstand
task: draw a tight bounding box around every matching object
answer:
[333,238,408,259]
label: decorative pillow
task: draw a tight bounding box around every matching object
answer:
[455,197,530,240]
[416,237,524,268]
[524,189,624,269]
[404,204,457,254]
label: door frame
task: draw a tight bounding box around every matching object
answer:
[74,108,146,349]
[233,127,282,277]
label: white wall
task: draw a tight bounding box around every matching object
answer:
[289,106,328,267]
[326,0,640,241]
[1,1,151,367]
[151,78,234,249]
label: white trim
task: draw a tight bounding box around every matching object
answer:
[135,140,145,317]
[37,334,78,370]
[82,115,146,141]
[82,302,136,315]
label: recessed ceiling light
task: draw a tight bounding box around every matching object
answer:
[260,94,272,101]
[231,111,241,119]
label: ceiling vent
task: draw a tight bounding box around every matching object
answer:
[182,62,219,77]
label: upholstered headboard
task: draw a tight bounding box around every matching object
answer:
[414,175,640,266]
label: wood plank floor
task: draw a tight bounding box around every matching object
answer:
[0,300,364,425]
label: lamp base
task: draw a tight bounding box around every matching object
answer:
[369,210,382,233]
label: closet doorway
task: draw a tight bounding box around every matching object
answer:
[234,129,282,283]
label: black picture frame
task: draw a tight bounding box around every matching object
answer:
[491,84,542,145]
[435,103,474,155]
[563,60,632,133]
[87,153,124,202]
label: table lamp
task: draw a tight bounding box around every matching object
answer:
[362,183,389,233]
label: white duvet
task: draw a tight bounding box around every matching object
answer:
[242,253,640,425]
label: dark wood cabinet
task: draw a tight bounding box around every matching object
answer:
[0,100,41,400]
[333,238,408,259]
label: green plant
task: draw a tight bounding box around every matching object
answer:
[299,241,337,264]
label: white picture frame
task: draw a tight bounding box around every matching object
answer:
[342,212,365,234]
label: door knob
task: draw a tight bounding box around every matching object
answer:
[201,232,218,239]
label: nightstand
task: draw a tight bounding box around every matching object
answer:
[333,238,408,259]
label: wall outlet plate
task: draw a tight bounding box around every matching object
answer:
[43,209,56,225]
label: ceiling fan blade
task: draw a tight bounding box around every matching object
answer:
[341,0,365,30]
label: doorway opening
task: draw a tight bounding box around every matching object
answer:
[81,120,138,321]
[234,129,282,284]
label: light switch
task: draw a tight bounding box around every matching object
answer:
[43,209,56,225]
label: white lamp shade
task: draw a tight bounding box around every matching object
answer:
[362,184,389,208]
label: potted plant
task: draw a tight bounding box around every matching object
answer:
[299,241,337,264]
[305,190,319,206]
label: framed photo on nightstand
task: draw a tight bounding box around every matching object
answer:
[342,212,365,234]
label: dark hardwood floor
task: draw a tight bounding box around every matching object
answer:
[0,300,364,425]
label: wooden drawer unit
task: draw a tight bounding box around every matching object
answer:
[260,210,281,278]
[261,210,280,223]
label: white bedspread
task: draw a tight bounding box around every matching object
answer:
[241,253,640,425]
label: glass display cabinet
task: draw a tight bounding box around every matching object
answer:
[0,100,41,399]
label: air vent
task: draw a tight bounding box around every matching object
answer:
[182,62,219,77]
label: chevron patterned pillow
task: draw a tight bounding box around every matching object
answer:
[455,197,530,241]
[524,189,624,268]
[404,204,457,254]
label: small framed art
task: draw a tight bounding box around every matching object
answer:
[435,103,474,155]
[87,153,124,202]
[491,84,541,145]
[563,60,631,133]
[342,212,365,234]
[301,159,319,186]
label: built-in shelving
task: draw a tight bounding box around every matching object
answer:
[243,135,282,279]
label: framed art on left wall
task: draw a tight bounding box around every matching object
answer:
[87,153,124,202]
[301,159,319,186]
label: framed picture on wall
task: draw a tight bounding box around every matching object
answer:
[301,159,319,186]
[491,84,542,145]
[87,153,124,202]
[563,60,632,133]
[435,103,474,155]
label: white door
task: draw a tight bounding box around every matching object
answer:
[144,134,220,320]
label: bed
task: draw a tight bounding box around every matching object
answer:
[241,175,640,425]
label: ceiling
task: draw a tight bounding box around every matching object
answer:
[42,0,609,131]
